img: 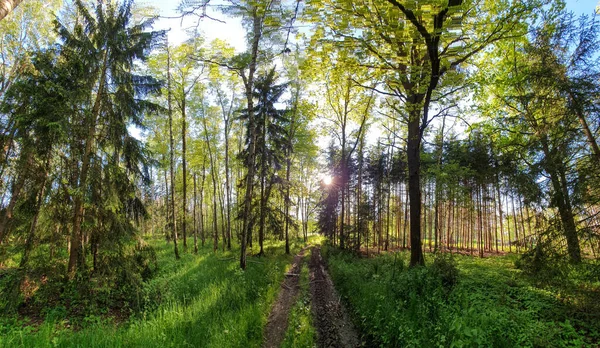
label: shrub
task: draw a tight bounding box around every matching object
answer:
[430,253,459,288]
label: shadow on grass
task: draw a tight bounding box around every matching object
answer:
[1,239,297,348]
[323,247,600,348]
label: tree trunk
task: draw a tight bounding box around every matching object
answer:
[167,44,180,260]
[224,119,232,250]
[570,92,600,162]
[69,48,110,275]
[181,98,188,249]
[193,173,198,254]
[495,174,504,252]
[0,0,23,21]
[407,106,424,266]
[200,164,206,247]
[19,155,50,271]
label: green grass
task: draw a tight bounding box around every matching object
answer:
[0,237,306,348]
[323,246,600,348]
[281,249,316,348]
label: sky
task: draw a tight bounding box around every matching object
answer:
[138,0,246,51]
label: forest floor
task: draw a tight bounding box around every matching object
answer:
[264,245,361,348]
[323,246,600,347]
[0,238,309,347]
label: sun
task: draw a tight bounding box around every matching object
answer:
[322,175,332,185]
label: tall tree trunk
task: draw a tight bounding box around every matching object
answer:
[407,106,424,266]
[403,181,409,249]
[240,9,263,270]
[284,159,292,254]
[69,48,110,275]
[181,98,188,249]
[202,117,219,253]
[511,192,519,253]
[164,166,170,241]
[218,172,226,252]
[167,45,180,260]
[224,119,232,250]
[193,173,198,254]
[556,159,581,262]
[495,174,504,252]
[200,163,206,247]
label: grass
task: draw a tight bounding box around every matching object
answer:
[0,237,307,348]
[323,245,600,348]
[281,249,316,348]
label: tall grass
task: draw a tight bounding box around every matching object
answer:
[323,246,599,347]
[281,249,316,348]
[1,238,304,348]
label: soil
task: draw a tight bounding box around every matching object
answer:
[308,246,361,348]
[262,248,307,348]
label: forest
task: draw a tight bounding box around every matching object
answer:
[0,0,599,347]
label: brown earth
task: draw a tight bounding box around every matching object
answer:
[308,246,361,348]
[262,248,307,348]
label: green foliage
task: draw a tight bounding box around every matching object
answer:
[0,238,299,347]
[430,253,459,288]
[324,248,599,347]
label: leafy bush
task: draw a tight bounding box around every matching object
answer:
[430,253,459,288]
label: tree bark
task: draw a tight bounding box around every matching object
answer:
[193,173,198,254]
[407,106,424,266]
[0,0,23,21]
[240,8,263,269]
[167,44,180,260]
[181,98,188,249]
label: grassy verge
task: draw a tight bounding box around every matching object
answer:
[281,249,316,348]
[0,238,305,347]
[323,245,600,347]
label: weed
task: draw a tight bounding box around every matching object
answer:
[324,247,599,347]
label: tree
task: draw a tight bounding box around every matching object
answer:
[0,49,73,278]
[305,47,374,250]
[166,42,181,260]
[207,39,242,251]
[187,0,299,269]
[171,38,205,250]
[239,68,289,256]
[54,0,163,275]
[310,0,536,266]
[478,9,593,263]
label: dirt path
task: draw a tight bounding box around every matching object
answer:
[309,246,361,348]
[262,248,307,348]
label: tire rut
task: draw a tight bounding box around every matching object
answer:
[262,248,307,348]
[309,246,361,348]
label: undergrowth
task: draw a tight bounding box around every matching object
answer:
[323,245,600,347]
[0,237,305,347]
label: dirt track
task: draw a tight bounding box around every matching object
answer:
[308,246,361,348]
[262,248,306,348]
[263,246,361,348]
